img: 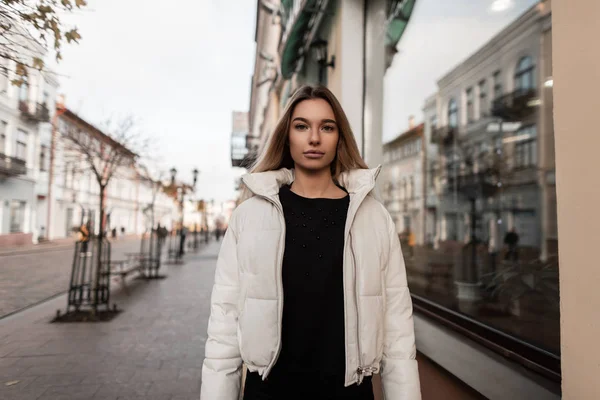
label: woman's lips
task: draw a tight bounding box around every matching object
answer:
[303,151,325,159]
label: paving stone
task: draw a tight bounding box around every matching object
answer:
[130,367,180,382]
[93,381,153,397]
[177,367,202,381]
[39,383,101,399]
[0,384,48,400]
[147,377,201,395]
[29,374,86,387]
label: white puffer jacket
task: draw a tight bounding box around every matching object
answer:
[201,167,421,400]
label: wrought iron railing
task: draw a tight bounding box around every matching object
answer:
[491,88,537,120]
[0,153,27,176]
[19,101,51,123]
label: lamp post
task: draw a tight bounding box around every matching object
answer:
[170,167,199,259]
[311,38,335,85]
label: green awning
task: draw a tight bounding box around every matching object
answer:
[385,0,417,48]
[280,0,317,80]
[279,0,417,80]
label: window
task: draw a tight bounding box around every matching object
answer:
[466,87,475,122]
[0,121,6,154]
[40,145,48,171]
[478,79,487,116]
[64,162,73,188]
[493,70,502,99]
[18,76,29,103]
[0,59,7,93]
[448,98,458,128]
[515,56,535,92]
[15,129,27,161]
[9,201,26,233]
[514,125,538,168]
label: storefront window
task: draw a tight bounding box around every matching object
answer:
[382,0,559,371]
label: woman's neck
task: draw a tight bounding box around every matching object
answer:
[291,167,346,199]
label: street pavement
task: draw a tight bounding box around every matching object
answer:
[0,237,143,318]
[0,240,217,400]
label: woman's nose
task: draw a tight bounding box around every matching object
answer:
[309,128,320,144]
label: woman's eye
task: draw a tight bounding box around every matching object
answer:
[322,125,336,132]
[295,124,308,131]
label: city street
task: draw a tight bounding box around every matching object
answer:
[0,239,216,400]
[0,237,143,319]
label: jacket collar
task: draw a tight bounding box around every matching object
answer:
[241,166,382,199]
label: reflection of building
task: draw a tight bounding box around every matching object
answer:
[0,54,58,246]
[381,121,425,243]
[425,3,556,259]
[230,111,251,168]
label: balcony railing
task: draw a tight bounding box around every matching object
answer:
[491,88,537,121]
[0,153,27,176]
[19,101,50,123]
[431,125,458,146]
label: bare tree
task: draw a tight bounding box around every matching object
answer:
[0,0,86,84]
[137,165,168,230]
[59,112,148,308]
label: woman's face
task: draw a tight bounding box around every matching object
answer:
[288,98,339,173]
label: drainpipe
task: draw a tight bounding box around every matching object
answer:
[47,102,67,240]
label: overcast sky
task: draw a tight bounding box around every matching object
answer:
[50,0,538,201]
[383,0,538,142]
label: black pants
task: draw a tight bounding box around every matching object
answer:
[243,371,374,400]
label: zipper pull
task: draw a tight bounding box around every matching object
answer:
[356,367,364,385]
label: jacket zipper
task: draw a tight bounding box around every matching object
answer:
[258,195,286,380]
[350,231,365,385]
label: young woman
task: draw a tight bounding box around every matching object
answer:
[201,85,421,400]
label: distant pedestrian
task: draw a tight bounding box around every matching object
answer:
[201,85,420,400]
[78,223,90,253]
[408,229,416,258]
[504,228,520,262]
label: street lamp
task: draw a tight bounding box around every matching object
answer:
[171,167,199,259]
[311,38,335,84]
[192,168,199,188]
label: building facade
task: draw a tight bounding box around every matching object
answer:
[381,121,426,243]
[246,0,417,169]
[45,106,178,240]
[0,56,58,246]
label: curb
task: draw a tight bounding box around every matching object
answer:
[0,290,68,321]
[0,236,140,257]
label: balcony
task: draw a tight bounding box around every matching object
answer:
[431,125,458,146]
[0,153,27,176]
[444,168,500,199]
[491,89,537,121]
[19,101,50,123]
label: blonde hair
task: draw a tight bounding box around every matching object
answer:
[248,85,367,185]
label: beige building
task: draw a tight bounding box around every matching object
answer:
[381,121,426,243]
[246,0,417,169]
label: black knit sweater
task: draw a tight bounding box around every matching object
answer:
[243,184,373,400]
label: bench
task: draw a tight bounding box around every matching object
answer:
[108,253,148,287]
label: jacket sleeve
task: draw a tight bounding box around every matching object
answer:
[201,219,243,400]
[380,215,422,400]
